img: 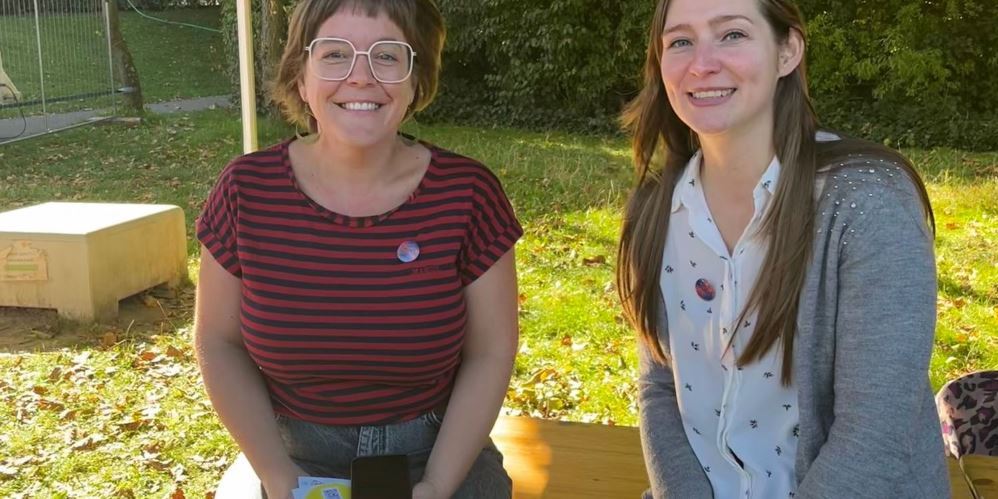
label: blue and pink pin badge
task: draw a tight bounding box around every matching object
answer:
[397,240,420,263]
[695,278,716,301]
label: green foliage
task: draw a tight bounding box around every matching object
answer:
[420,0,654,133]
[217,0,998,149]
[800,0,998,150]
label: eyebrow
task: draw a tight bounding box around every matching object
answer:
[662,14,755,36]
[313,36,403,43]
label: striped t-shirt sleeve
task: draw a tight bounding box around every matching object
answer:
[196,166,242,276]
[458,169,523,284]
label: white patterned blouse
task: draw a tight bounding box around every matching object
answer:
[659,150,799,499]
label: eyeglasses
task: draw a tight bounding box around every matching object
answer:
[305,37,416,84]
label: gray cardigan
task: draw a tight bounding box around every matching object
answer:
[638,158,950,498]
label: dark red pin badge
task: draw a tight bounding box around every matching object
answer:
[695,278,716,301]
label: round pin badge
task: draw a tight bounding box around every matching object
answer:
[695,278,716,301]
[397,240,420,263]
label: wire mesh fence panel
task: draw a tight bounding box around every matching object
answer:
[0,0,114,142]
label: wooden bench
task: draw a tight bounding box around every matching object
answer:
[490,415,998,498]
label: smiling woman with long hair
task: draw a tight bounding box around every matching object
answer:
[616,0,949,497]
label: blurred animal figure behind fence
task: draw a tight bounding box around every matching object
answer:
[0,48,23,104]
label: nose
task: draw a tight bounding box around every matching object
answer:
[689,43,721,77]
[346,53,376,85]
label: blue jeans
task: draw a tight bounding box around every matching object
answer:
[216,410,512,498]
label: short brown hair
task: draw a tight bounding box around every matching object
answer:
[271,0,445,132]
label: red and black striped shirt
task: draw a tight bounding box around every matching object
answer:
[196,138,522,425]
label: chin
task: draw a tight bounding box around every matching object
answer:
[679,118,732,138]
[328,126,397,148]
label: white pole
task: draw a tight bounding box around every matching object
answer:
[236,0,258,153]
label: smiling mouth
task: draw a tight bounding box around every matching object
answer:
[337,102,382,111]
[690,89,735,100]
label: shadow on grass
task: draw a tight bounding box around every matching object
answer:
[938,274,997,304]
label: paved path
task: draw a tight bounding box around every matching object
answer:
[0,95,232,145]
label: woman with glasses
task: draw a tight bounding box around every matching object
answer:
[195,1,520,498]
[617,0,948,497]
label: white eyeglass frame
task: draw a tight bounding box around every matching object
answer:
[305,37,417,84]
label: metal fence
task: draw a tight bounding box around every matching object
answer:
[0,0,115,144]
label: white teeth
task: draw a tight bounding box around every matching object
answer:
[692,89,734,99]
[341,102,381,111]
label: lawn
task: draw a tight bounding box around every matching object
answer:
[0,109,995,497]
[0,6,227,119]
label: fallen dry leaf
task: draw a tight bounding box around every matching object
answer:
[117,417,147,431]
[101,331,119,349]
[38,398,65,412]
[71,433,107,451]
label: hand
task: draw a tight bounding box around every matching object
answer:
[261,462,306,499]
[412,479,445,499]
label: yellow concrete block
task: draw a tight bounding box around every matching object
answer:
[0,202,186,321]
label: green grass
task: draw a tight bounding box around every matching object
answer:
[907,149,998,387]
[0,7,227,118]
[119,7,229,102]
[0,111,995,496]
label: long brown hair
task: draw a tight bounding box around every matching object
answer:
[616,0,934,384]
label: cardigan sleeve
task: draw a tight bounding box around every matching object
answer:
[795,175,940,497]
[638,299,713,499]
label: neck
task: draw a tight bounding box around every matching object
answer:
[698,123,777,191]
[307,132,404,188]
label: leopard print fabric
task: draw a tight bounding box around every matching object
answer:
[936,370,998,458]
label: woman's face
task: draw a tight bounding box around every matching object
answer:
[658,0,800,140]
[298,9,416,149]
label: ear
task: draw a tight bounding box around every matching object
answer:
[297,77,307,103]
[777,28,804,78]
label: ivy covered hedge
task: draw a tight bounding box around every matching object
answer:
[222,0,998,150]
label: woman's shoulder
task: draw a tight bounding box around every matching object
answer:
[813,133,932,232]
[816,134,926,206]
[419,139,510,193]
[218,139,291,179]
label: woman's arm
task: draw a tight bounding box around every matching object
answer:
[414,249,519,499]
[637,326,713,499]
[194,247,302,498]
[795,182,939,498]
